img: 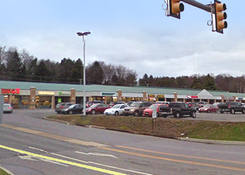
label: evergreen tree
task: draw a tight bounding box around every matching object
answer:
[86,61,104,84]
[6,48,24,80]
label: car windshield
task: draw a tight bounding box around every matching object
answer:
[149,104,157,109]
[130,102,141,107]
[112,104,121,109]
[203,104,211,108]
[69,104,76,108]
[3,104,10,107]
[90,104,98,108]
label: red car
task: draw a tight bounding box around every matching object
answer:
[198,104,218,113]
[143,104,168,117]
[86,103,109,114]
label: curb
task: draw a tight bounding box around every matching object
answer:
[0,165,14,175]
[178,137,245,145]
[42,117,70,125]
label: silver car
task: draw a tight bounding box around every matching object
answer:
[3,103,13,113]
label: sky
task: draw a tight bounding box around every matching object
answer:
[0,0,244,78]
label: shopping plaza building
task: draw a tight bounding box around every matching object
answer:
[1,80,245,109]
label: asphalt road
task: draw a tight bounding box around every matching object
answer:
[0,109,245,175]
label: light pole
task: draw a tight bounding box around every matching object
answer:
[77,32,91,116]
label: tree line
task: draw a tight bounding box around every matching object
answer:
[0,46,137,86]
[0,46,244,93]
[139,73,245,93]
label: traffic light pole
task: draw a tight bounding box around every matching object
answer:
[181,0,212,13]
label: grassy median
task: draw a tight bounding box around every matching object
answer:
[47,115,245,141]
[0,168,10,175]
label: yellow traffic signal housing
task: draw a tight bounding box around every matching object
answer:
[214,0,227,33]
[166,0,184,19]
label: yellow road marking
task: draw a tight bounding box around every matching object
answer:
[101,147,245,172]
[0,144,126,175]
[116,145,245,165]
[2,124,245,172]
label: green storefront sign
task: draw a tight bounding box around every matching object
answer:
[102,92,116,96]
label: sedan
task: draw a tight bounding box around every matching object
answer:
[198,104,218,113]
[86,104,109,114]
[3,103,13,113]
[61,104,83,114]
[104,104,128,116]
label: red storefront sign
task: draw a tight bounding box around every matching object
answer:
[1,88,20,94]
[187,95,198,99]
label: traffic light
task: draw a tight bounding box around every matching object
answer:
[214,0,227,33]
[166,0,184,19]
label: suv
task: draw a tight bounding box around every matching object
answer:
[218,102,245,114]
[169,102,196,118]
[124,101,153,116]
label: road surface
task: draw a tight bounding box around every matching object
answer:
[0,109,245,175]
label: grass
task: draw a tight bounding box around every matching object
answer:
[0,168,10,175]
[47,114,245,141]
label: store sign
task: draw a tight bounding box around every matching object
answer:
[38,91,55,95]
[58,91,70,96]
[101,92,116,96]
[1,88,20,94]
[58,98,62,103]
[187,96,198,99]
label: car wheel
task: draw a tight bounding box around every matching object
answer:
[92,110,96,115]
[175,112,180,118]
[156,112,159,118]
[191,112,196,118]
[134,111,139,117]
[115,111,119,116]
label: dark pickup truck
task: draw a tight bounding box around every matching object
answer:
[159,102,196,118]
[218,102,245,114]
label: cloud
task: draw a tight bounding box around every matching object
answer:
[2,29,245,78]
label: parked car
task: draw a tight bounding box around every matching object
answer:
[198,101,207,108]
[86,100,104,108]
[187,102,199,111]
[86,103,109,114]
[123,101,153,116]
[218,102,245,114]
[198,104,218,113]
[61,104,83,114]
[104,104,128,116]
[108,101,125,108]
[3,103,13,113]
[55,102,73,114]
[143,104,168,117]
[159,102,196,118]
[126,101,136,106]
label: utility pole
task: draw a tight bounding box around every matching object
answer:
[0,95,3,124]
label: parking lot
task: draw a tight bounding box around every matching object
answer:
[184,112,245,122]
